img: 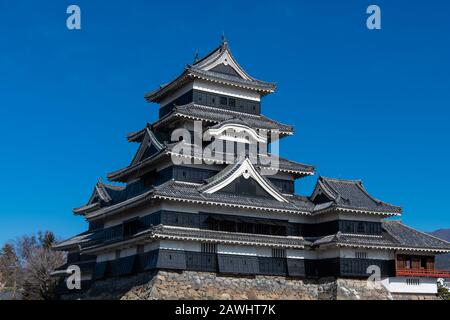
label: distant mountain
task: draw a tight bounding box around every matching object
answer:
[428,229,450,270]
[429,229,450,242]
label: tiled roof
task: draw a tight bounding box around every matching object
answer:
[107,138,314,183]
[145,42,276,103]
[187,66,276,90]
[382,221,450,251]
[53,232,95,250]
[152,225,306,249]
[312,177,402,215]
[152,180,308,214]
[157,103,293,134]
[73,180,126,214]
[289,195,316,212]
[312,221,450,252]
[60,225,307,253]
[198,156,289,202]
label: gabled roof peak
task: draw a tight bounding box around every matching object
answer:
[192,39,253,81]
[311,176,402,216]
[199,156,289,203]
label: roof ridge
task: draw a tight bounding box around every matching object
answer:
[177,103,261,119]
[317,177,340,200]
[320,176,362,184]
[394,221,450,246]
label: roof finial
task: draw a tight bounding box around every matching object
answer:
[98,177,103,184]
[193,49,199,63]
[221,32,227,45]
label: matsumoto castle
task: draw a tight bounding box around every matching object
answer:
[54,39,450,298]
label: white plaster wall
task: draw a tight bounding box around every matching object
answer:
[159,83,194,106]
[316,248,340,259]
[120,247,137,258]
[144,241,161,252]
[286,249,315,259]
[159,240,201,252]
[103,204,163,228]
[96,252,116,262]
[217,245,258,256]
[255,247,273,257]
[193,80,261,101]
[339,248,395,260]
[158,79,261,107]
[381,277,437,294]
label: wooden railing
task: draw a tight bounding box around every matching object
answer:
[396,268,450,278]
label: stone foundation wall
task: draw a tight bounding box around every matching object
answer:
[60,270,439,300]
[121,272,336,300]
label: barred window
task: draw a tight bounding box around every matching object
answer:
[406,278,420,286]
[272,248,286,258]
[201,243,217,253]
[355,251,367,259]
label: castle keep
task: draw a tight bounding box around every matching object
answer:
[54,40,450,298]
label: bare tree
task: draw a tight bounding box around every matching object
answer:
[21,246,65,300]
[0,231,65,300]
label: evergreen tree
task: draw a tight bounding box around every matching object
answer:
[0,243,22,298]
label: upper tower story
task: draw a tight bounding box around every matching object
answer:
[144,39,276,119]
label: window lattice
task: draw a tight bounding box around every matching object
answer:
[201,243,217,253]
[272,248,286,258]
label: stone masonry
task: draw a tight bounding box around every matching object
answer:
[60,270,439,300]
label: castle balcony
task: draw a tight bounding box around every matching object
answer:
[395,254,450,278]
[396,268,450,278]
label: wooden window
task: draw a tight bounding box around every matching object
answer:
[426,257,435,270]
[405,258,411,269]
[357,222,365,233]
[237,222,253,234]
[412,257,421,269]
[142,171,156,188]
[123,218,140,237]
[220,96,227,106]
[355,251,367,259]
[421,258,427,269]
[272,248,286,258]
[201,243,217,253]
[228,98,236,108]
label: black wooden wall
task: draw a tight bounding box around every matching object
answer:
[159,89,261,118]
[90,250,396,281]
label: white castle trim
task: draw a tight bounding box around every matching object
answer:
[201,158,288,203]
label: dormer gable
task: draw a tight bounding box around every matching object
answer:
[193,40,253,81]
[130,126,166,165]
[199,157,288,202]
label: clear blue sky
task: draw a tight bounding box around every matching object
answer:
[0,1,449,244]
